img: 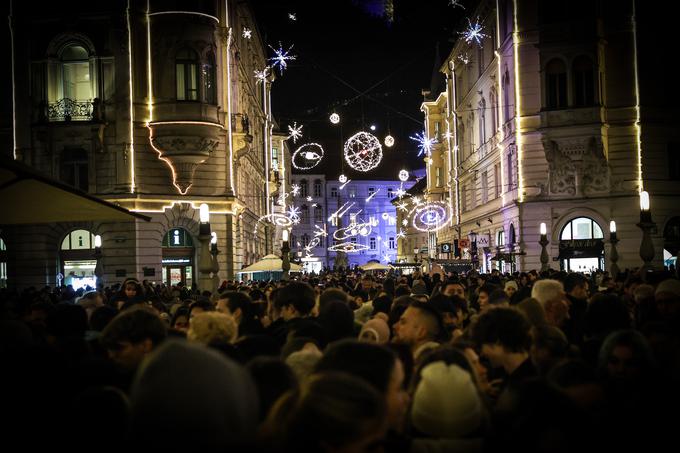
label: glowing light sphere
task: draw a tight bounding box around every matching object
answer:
[382,213,389,220]
[360,227,369,236]
[410,201,451,232]
[344,131,383,172]
[370,125,376,131]
[292,142,324,170]
[398,169,409,181]
[330,113,340,124]
[339,174,347,183]
[384,135,395,147]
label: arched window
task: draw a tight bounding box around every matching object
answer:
[545,59,567,109]
[314,205,323,222]
[478,46,485,76]
[61,229,96,250]
[560,217,604,240]
[458,122,466,160]
[490,90,498,133]
[299,180,308,197]
[176,49,199,101]
[60,45,91,102]
[162,228,195,247]
[573,56,595,107]
[503,70,511,122]
[202,52,217,104]
[509,223,516,244]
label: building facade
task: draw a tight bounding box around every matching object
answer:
[289,174,415,271]
[2,0,291,289]
[422,0,680,273]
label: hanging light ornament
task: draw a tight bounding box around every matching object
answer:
[292,142,324,170]
[242,27,252,39]
[344,131,383,172]
[339,174,347,183]
[410,131,436,157]
[398,169,409,181]
[268,42,297,75]
[330,113,340,124]
[287,122,303,143]
[384,135,395,147]
[459,17,489,47]
[410,201,452,232]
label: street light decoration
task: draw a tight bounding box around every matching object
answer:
[292,142,324,170]
[344,131,383,172]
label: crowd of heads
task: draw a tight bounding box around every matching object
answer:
[1,265,679,451]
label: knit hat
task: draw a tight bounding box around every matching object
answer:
[655,279,680,298]
[359,317,390,344]
[411,280,428,296]
[504,280,519,291]
[411,362,483,439]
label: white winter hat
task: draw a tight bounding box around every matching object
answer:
[411,362,483,439]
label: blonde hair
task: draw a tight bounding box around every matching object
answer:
[187,311,238,345]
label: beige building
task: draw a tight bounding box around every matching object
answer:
[2,0,291,289]
[422,0,680,274]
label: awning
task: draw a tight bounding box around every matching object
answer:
[236,254,302,273]
[1,156,150,225]
[360,261,392,271]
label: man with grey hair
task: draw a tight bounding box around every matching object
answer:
[531,279,570,329]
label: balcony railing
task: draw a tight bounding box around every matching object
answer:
[47,98,93,122]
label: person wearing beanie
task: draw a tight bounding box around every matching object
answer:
[504,280,519,301]
[655,279,680,318]
[410,362,484,445]
[359,317,391,344]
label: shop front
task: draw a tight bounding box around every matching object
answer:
[162,228,195,287]
[558,217,605,272]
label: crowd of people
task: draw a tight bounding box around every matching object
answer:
[1,266,679,452]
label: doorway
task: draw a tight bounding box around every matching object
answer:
[162,228,195,288]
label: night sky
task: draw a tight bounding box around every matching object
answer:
[251,0,467,179]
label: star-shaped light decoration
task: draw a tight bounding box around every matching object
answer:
[254,68,269,85]
[457,53,471,65]
[287,122,303,143]
[291,184,300,196]
[268,42,297,75]
[287,206,301,222]
[397,202,409,212]
[288,12,297,21]
[242,27,252,39]
[449,0,465,9]
[459,17,489,47]
[410,131,437,157]
[402,219,409,226]
[396,228,406,239]
[306,196,313,202]
[412,196,422,205]
[395,187,406,198]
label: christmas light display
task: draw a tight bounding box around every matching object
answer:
[397,201,409,212]
[253,213,294,234]
[268,42,297,75]
[410,201,452,232]
[457,53,470,65]
[410,131,436,157]
[287,206,301,222]
[339,174,347,183]
[287,122,303,143]
[402,219,408,226]
[330,113,340,124]
[291,142,324,170]
[254,68,269,84]
[291,184,300,196]
[382,212,389,220]
[449,0,465,8]
[396,228,406,239]
[306,196,313,202]
[328,242,369,253]
[459,17,489,47]
[395,187,406,198]
[242,27,252,39]
[339,178,351,190]
[344,131,383,172]
[365,188,380,202]
[384,135,395,147]
[288,12,297,21]
[399,169,409,181]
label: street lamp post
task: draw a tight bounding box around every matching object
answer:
[281,229,291,281]
[210,232,220,294]
[539,223,550,272]
[609,220,620,277]
[198,203,214,292]
[469,231,478,271]
[93,234,103,288]
[637,191,656,276]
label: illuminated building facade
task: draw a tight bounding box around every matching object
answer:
[423,0,680,273]
[1,0,290,289]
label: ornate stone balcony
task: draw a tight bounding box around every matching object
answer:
[148,121,221,194]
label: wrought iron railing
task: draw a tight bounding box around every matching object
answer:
[47,98,93,122]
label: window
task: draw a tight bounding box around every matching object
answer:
[479,98,486,146]
[470,177,477,209]
[503,70,511,122]
[494,163,501,198]
[388,216,396,226]
[436,167,442,187]
[300,180,308,197]
[370,237,376,250]
[509,224,516,244]
[271,147,279,169]
[560,217,604,240]
[434,121,441,139]
[314,180,322,197]
[507,149,514,188]
[490,90,498,133]
[202,52,217,104]
[162,228,194,247]
[497,230,505,246]
[331,216,338,227]
[350,213,357,224]
[478,46,485,76]
[387,188,394,198]
[462,184,467,212]
[348,187,356,198]
[368,187,376,196]
[573,56,595,107]
[481,171,488,203]
[176,49,199,101]
[302,234,310,248]
[61,229,95,250]
[545,59,567,109]
[315,206,323,222]
[60,148,89,191]
[60,45,91,102]
[300,205,309,223]
[331,187,338,197]
[389,237,395,249]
